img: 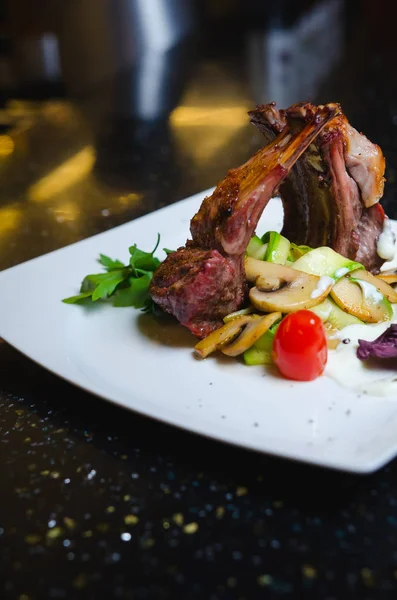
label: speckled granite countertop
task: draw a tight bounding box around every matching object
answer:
[2,2,397,598]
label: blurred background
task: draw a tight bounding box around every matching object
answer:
[0,0,394,269]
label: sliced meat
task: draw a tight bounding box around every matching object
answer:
[150,104,340,337]
[349,204,385,272]
[250,103,335,248]
[150,247,244,339]
[319,121,362,258]
[344,123,386,208]
[249,102,387,272]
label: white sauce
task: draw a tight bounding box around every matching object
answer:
[353,279,384,304]
[326,306,397,396]
[334,267,349,278]
[310,276,334,299]
[377,218,396,261]
[309,225,397,396]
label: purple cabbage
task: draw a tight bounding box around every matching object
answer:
[357,325,397,360]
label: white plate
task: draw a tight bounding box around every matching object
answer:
[1,188,397,474]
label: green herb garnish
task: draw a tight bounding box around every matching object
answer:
[63,235,168,313]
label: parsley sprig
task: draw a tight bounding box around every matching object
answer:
[63,235,168,312]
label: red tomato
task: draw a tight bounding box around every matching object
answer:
[272,310,327,381]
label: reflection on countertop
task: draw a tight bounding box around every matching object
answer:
[1,0,397,272]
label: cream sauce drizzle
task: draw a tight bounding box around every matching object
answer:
[377,218,396,261]
[326,307,397,396]
[310,276,334,299]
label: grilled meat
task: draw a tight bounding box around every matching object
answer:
[150,104,340,337]
[249,102,387,272]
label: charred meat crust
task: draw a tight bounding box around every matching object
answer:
[151,248,246,339]
[150,103,340,337]
[249,102,386,273]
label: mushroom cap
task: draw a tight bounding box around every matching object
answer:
[377,273,397,285]
[352,269,397,303]
[245,257,333,313]
[331,276,392,323]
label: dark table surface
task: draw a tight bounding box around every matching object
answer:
[2,1,397,598]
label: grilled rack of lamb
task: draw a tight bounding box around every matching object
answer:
[249,102,386,273]
[150,102,388,338]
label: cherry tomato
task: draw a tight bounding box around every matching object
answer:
[272,310,327,381]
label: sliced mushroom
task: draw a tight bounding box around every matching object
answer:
[377,268,397,285]
[351,268,397,303]
[330,276,392,323]
[256,276,284,292]
[194,315,254,359]
[223,306,254,323]
[194,312,281,359]
[245,256,286,283]
[221,312,281,357]
[245,257,333,313]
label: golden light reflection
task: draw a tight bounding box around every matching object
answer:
[0,135,14,157]
[0,205,22,234]
[183,134,234,164]
[7,100,42,118]
[42,102,74,123]
[119,192,142,206]
[28,146,96,203]
[170,106,249,127]
[52,200,80,223]
[170,105,249,164]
